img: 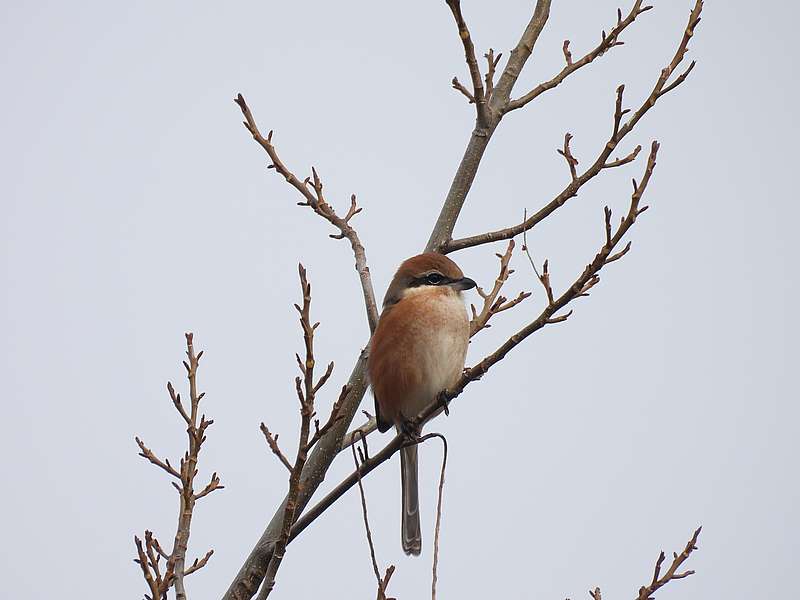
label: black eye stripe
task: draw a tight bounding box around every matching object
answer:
[409,272,449,287]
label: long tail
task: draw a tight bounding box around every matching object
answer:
[400,444,422,555]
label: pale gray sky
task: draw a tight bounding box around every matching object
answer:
[1,1,797,599]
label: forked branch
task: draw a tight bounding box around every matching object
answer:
[234,94,379,333]
[446,0,490,127]
[134,333,220,600]
[444,0,703,254]
[469,239,531,337]
[504,1,654,113]
[590,527,702,600]
[257,264,343,600]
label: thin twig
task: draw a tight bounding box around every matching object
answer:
[635,527,702,600]
[233,95,379,333]
[134,333,219,600]
[504,1,653,113]
[484,48,502,101]
[351,435,395,600]
[418,433,448,600]
[447,142,660,400]
[469,239,531,336]
[259,424,292,472]
[257,265,340,600]
[445,0,490,128]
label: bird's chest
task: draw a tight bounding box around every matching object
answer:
[401,292,469,402]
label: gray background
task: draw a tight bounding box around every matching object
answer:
[1,1,797,598]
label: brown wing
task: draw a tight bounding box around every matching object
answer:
[367,300,424,432]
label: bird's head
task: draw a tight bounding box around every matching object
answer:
[382,252,476,308]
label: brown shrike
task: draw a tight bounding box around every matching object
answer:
[367,253,476,555]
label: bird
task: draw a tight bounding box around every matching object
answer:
[367,252,476,555]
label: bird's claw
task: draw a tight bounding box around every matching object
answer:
[437,390,451,416]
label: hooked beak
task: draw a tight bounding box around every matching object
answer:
[450,276,477,291]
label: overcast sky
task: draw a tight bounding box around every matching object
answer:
[2,1,798,599]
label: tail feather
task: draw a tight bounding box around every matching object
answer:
[400,444,422,555]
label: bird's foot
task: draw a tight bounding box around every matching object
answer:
[437,389,452,416]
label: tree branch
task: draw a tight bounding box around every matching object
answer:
[445,0,490,128]
[444,1,702,254]
[271,142,660,558]
[256,264,338,600]
[234,94,379,334]
[449,142,659,399]
[591,527,702,600]
[134,333,220,600]
[469,239,531,337]
[222,4,704,599]
[504,1,653,113]
[424,0,552,253]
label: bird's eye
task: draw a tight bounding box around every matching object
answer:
[425,273,444,285]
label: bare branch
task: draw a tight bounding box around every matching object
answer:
[134,333,219,600]
[469,240,531,336]
[351,437,395,600]
[260,424,293,472]
[234,94,379,333]
[194,472,223,500]
[451,77,475,103]
[484,48,502,101]
[223,5,705,599]
[445,0,490,127]
[306,385,348,451]
[447,141,660,400]
[425,433,448,600]
[183,549,214,577]
[445,1,702,254]
[562,39,573,66]
[604,144,642,169]
[424,0,552,252]
[504,1,653,113]
[635,527,702,600]
[557,132,579,182]
[136,437,181,480]
[257,264,340,600]
[340,416,378,452]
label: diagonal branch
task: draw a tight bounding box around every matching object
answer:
[449,142,659,397]
[278,142,660,556]
[234,94,379,333]
[469,239,531,337]
[504,1,654,113]
[424,0,553,253]
[591,527,702,600]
